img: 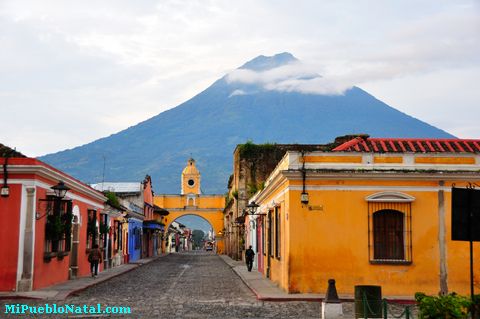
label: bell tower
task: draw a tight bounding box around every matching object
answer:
[181,158,201,195]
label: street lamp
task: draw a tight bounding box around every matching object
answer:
[51,181,70,199]
[36,181,71,220]
[244,201,259,215]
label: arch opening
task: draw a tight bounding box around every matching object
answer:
[164,214,222,253]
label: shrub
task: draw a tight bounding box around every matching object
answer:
[415,292,472,318]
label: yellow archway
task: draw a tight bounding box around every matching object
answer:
[154,158,226,253]
[154,195,225,254]
[163,210,225,253]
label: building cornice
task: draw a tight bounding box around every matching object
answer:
[6,164,106,203]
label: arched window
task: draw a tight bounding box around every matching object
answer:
[366,192,413,264]
[373,210,404,260]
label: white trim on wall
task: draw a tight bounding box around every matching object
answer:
[8,179,104,209]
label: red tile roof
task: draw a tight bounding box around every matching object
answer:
[332,137,480,153]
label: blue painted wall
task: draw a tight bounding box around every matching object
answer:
[128,218,143,262]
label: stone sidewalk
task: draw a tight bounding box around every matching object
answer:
[220,255,326,301]
[220,255,415,303]
[0,255,164,301]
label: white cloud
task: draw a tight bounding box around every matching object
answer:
[226,63,350,95]
[229,89,247,97]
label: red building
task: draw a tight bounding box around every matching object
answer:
[0,144,106,292]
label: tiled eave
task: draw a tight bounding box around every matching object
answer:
[333,137,480,153]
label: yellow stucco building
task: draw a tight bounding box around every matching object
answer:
[247,136,480,297]
[154,158,225,253]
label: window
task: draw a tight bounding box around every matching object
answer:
[275,206,281,259]
[87,209,97,249]
[268,210,273,257]
[262,218,266,256]
[373,210,404,260]
[134,227,142,250]
[116,221,123,252]
[187,195,195,207]
[367,193,413,264]
[256,219,260,253]
[44,197,72,254]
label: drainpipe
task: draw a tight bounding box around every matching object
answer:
[300,151,309,205]
[1,155,10,197]
[438,180,448,295]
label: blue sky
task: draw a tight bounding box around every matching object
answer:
[1,0,479,157]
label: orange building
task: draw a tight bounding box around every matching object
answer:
[0,145,105,292]
[248,137,480,297]
[154,158,225,253]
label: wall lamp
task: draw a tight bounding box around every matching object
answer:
[243,201,266,216]
[36,181,71,220]
[245,201,259,215]
[301,192,309,205]
[51,181,70,199]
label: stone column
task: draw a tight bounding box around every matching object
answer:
[17,187,35,292]
[438,180,448,295]
[69,218,79,279]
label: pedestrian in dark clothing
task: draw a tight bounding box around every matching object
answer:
[245,245,255,272]
[88,244,103,278]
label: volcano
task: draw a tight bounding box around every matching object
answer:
[40,53,453,193]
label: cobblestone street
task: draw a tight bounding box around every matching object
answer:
[1,252,324,318]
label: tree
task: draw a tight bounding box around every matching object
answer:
[192,229,205,249]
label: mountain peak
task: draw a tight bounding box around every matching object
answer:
[239,52,298,71]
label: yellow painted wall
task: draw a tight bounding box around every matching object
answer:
[303,155,363,163]
[260,177,480,297]
[415,157,476,165]
[256,180,290,291]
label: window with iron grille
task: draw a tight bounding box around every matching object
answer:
[373,210,404,259]
[275,206,281,259]
[268,210,273,257]
[44,197,72,254]
[368,201,412,264]
[262,218,266,256]
[86,209,97,249]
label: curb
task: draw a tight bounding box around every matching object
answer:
[219,255,323,302]
[62,264,140,300]
[64,254,167,300]
[0,255,167,301]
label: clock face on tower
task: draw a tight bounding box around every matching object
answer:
[187,179,195,187]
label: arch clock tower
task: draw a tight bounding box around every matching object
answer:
[181,158,201,195]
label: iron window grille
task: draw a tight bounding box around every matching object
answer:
[275,206,281,260]
[44,196,72,254]
[268,210,273,257]
[86,209,97,249]
[368,202,412,264]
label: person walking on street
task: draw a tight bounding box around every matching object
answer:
[245,245,255,272]
[88,244,103,278]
